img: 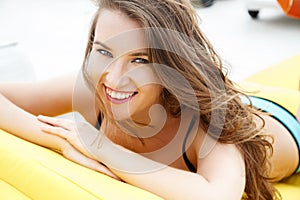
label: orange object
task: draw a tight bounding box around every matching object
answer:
[277,0,300,18]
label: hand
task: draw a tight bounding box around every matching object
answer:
[37,115,121,181]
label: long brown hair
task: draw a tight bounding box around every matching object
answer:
[82,0,280,199]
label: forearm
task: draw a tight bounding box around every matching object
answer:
[112,161,214,200]
[33,116,244,199]
[82,134,227,200]
[0,93,66,151]
[0,74,75,116]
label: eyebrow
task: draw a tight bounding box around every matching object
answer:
[129,52,149,57]
[93,40,149,56]
[93,41,112,51]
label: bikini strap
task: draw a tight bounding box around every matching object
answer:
[182,115,197,173]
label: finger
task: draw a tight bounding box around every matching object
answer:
[41,123,93,158]
[37,115,74,130]
[63,143,121,181]
[40,124,70,140]
[93,162,122,181]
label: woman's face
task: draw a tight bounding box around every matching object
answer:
[90,9,162,123]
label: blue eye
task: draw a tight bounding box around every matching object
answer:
[133,58,149,64]
[98,49,113,58]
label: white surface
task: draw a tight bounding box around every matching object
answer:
[0,43,35,81]
[244,0,279,10]
[197,0,300,81]
[0,0,300,82]
[0,0,96,81]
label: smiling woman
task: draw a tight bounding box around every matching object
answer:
[0,0,299,200]
[84,12,163,122]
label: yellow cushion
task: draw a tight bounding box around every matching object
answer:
[244,54,300,91]
[239,54,300,116]
[237,82,300,116]
[0,179,30,200]
[274,181,300,200]
[0,129,163,200]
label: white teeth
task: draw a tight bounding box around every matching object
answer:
[106,87,135,100]
[111,91,117,98]
[116,93,122,99]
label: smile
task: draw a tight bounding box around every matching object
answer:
[104,85,137,104]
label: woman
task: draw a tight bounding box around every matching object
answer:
[0,0,299,199]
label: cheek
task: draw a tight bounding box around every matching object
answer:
[141,85,163,102]
[126,66,161,90]
[85,50,111,87]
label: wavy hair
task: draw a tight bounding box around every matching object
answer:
[82,0,280,199]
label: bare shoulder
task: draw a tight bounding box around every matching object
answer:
[192,130,246,190]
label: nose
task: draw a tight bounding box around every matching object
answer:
[104,57,130,88]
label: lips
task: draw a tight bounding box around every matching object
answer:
[104,85,137,104]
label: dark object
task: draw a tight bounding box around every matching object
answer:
[200,0,214,7]
[248,10,259,19]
